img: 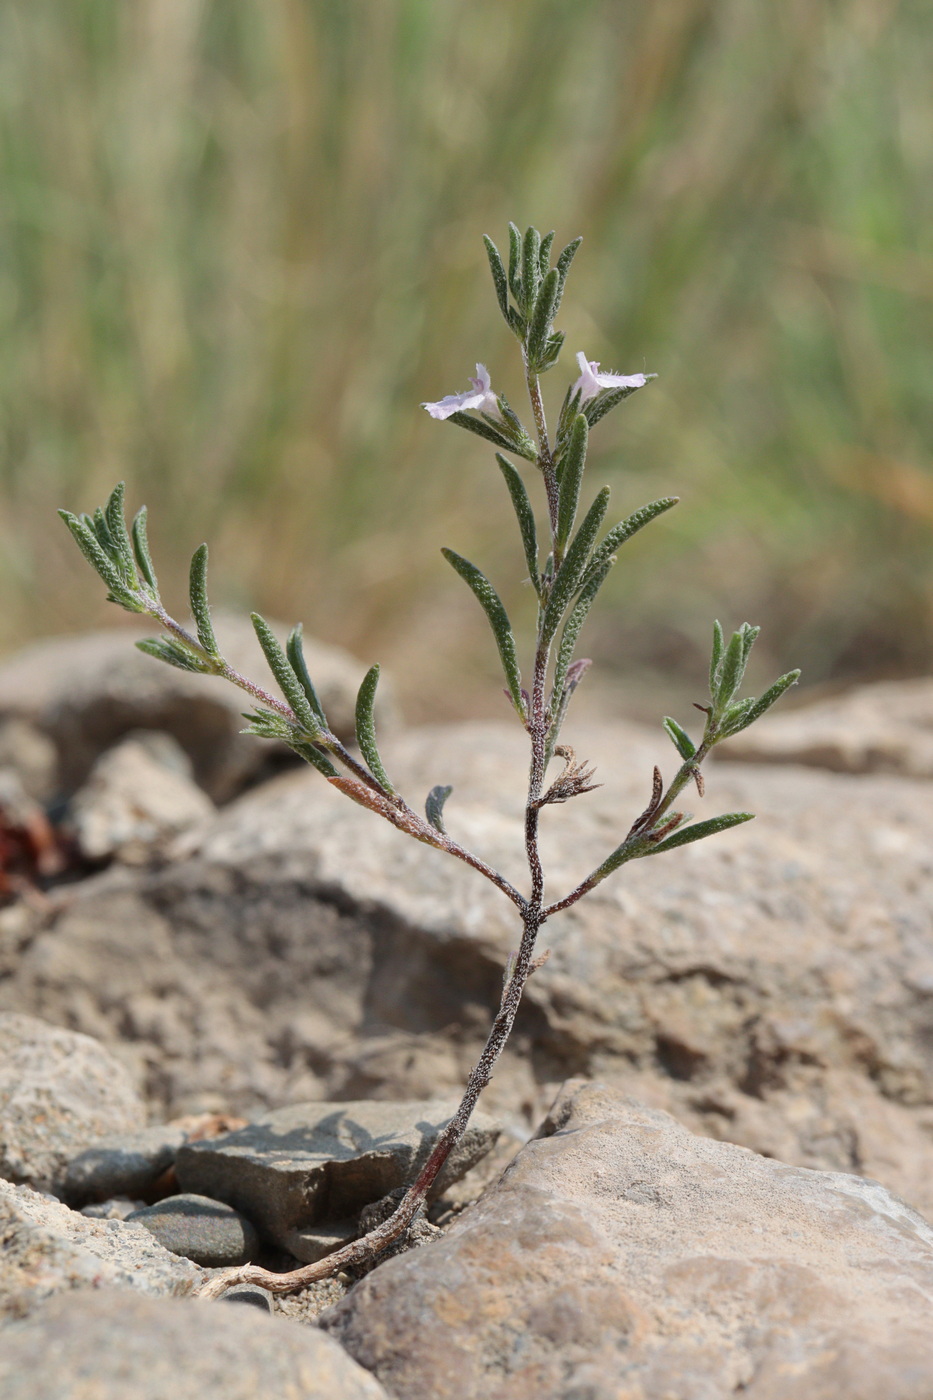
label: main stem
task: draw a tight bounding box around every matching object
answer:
[198,346,557,1303]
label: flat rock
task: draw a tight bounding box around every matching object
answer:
[322,1081,933,1400]
[0,1177,199,1323]
[126,1193,261,1267]
[68,731,215,862]
[6,716,933,1221]
[0,1289,391,1399]
[175,1099,500,1250]
[0,1013,145,1193]
[0,615,379,800]
[64,1123,186,1205]
[719,676,933,777]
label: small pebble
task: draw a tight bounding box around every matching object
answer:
[126,1193,261,1267]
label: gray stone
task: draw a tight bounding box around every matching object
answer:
[0,614,381,800]
[0,1178,199,1323]
[6,714,933,1222]
[0,1289,391,1399]
[322,1081,933,1400]
[220,1283,273,1313]
[126,1192,261,1267]
[175,1099,500,1251]
[0,718,57,802]
[0,1013,145,1194]
[80,1197,145,1220]
[68,731,215,862]
[64,1123,186,1205]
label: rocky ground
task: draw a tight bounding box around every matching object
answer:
[1,625,933,1397]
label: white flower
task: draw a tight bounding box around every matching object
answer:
[571,351,652,404]
[422,363,499,421]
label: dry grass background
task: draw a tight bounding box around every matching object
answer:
[1,0,931,720]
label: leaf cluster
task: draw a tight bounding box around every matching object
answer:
[484,224,581,375]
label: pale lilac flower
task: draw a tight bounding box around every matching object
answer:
[572,351,652,404]
[422,363,499,421]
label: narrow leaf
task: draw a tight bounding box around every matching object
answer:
[741,623,760,665]
[521,226,541,315]
[286,623,327,724]
[727,670,801,734]
[583,379,650,427]
[556,414,588,547]
[538,230,555,275]
[582,497,679,589]
[662,717,696,760]
[59,510,125,595]
[355,663,395,794]
[555,236,582,292]
[104,482,136,583]
[136,637,210,674]
[188,544,219,657]
[507,222,522,301]
[92,507,117,558]
[441,548,523,714]
[250,612,320,735]
[715,630,745,711]
[645,812,754,856]
[709,620,724,695]
[496,454,539,592]
[482,235,509,320]
[527,267,560,368]
[425,784,453,833]
[552,559,613,706]
[543,486,610,639]
[448,410,537,461]
[290,738,340,778]
[131,506,158,593]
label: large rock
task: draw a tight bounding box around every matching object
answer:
[322,1081,933,1400]
[0,1013,145,1194]
[719,676,933,777]
[0,1290,391,1399]
[0,615,376,800]
[125,1193,261,1267]
[174,1098,500,1254]
[4,716,933,1219]
[0,1178,199,1322]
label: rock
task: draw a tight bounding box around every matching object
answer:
[80,1197,145,1220]
[0,1013,145,1194]
[719,675,933,777]
[68,731,215,862]
[220,1282,273,1312]
[0,614,379,800]
[174,1099,500,1254]
[0,1177,199,1322]
[0,719,57,802]
[125,1193,261,1267]
[322,1081,933,1400]
[5,715,933,1221]
[0,1290,392,1399]
[64,1123,187,1205]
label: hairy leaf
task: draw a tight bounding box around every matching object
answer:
[425,784,453,833]
[448,410,536,461]
[482,234,510,320]
[131,506,159,593]
[551,559,612,708]
[355,663,395,794]
[543,487,611,639]
[714,629,746,712]
[582,379,648,427]
[645,811,754,855]
[250,612,320,735]
[136,637,210,674]
[507,222,522,301]
[441,548,524,714]
[538,230,556,275]
[521,225,541,316]
[188,544,219,657]
[709,620,724,695]
[726,670,801,734]
[662,717,696,760]
[527,268,561,369]
[556,414,588,547]
[555,236,582,294]
[58,510,126,596]
[104,482,136,584]
[286,623,327,725]
[497,454,539,593]
[582,497,679,589]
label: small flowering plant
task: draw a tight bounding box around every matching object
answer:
[60,224,799,1298]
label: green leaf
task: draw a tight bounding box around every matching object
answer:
[482,235,509,321]
[447,411,537,461]
[581,497,679,589]
[741,623,760,665]
[551,558,612,706]
[59,510,126,596]
[131,506,159,593]
[290,738,340,778]
[496,455,539,593]
[104,482,137,584]
[355,663,394,794]
[709,620,724,695]
[441,548,524,715]
[527,268,561,370]
[543,486,610,640]
[645,812,754,856]
[250,612,321,735]
[538,230,555,275]
[725,670,801,735]
[555,236,582,294]
[714,629,746,712]
[188,544,219,657]
[425,784,453,833]
[539,330,565,370]
[507,222,522,301]
[521,226,541,316]
[583,379,650,428]
[556,414,588,547]
[286,623,327,725]
[136,637,211,674]
[662,717,696,760]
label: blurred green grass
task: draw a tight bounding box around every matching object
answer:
[2,0,931,721]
